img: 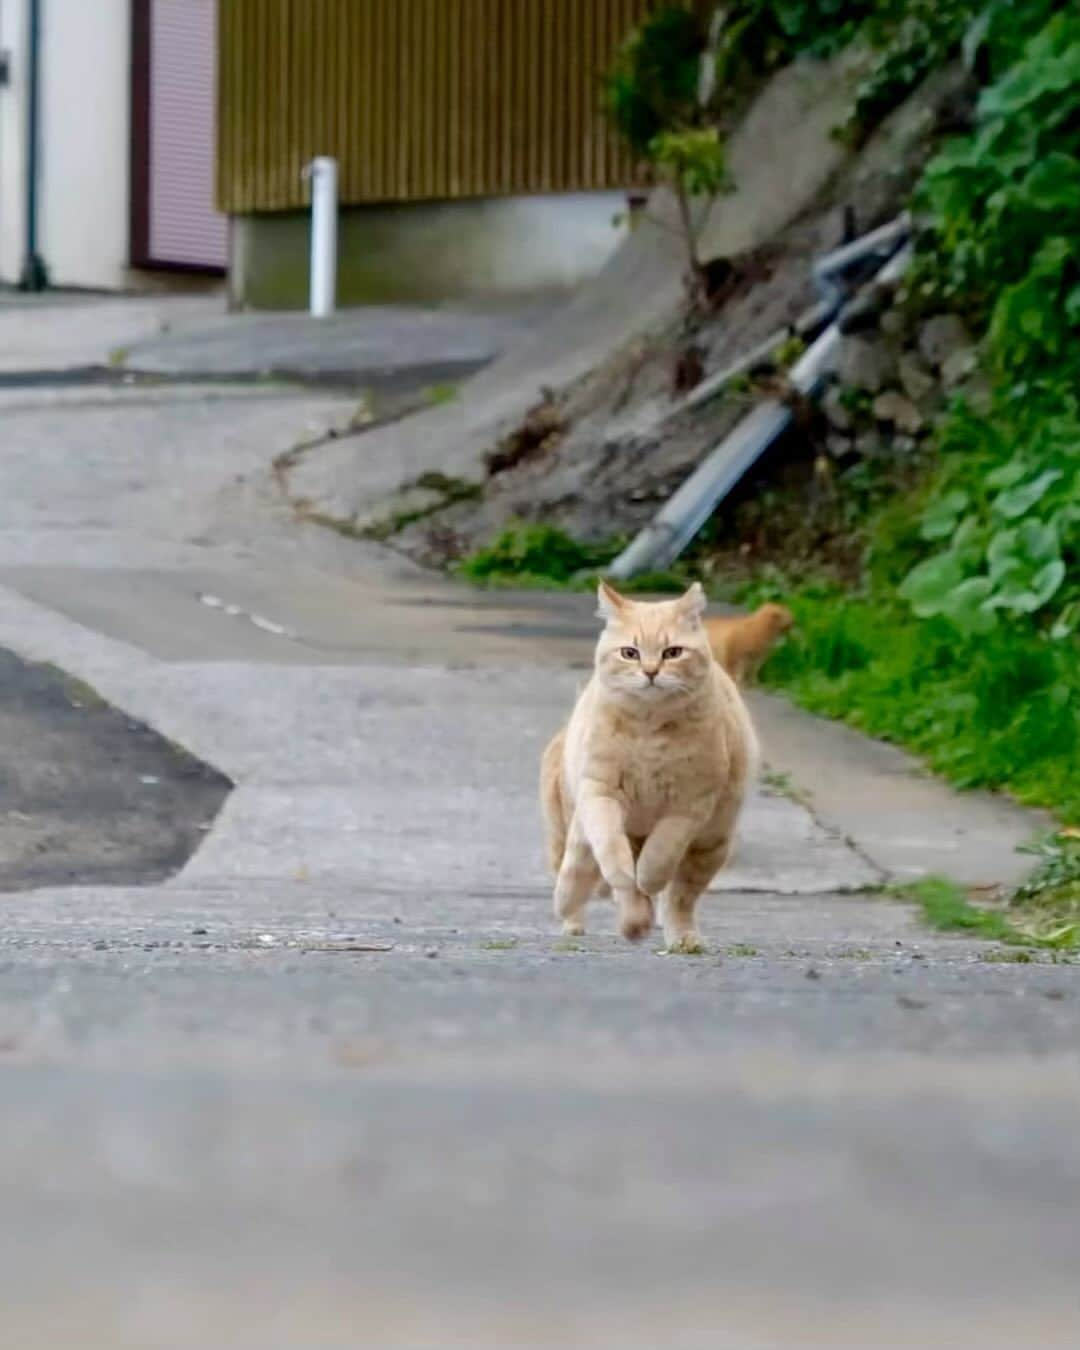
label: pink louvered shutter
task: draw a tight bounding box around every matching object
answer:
[148,0,227,268]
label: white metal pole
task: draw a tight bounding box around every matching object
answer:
[307,157,338,318]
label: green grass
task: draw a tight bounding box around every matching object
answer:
[889,875,1078,952]
[892,877,1021,942]
[726,943,759,958]
[661,936,708,956]
[759,766,812,806]
[1009,830,1080,948]
[362,472,482,541]
[456,522,690,593]
[755,586,1080,826]
[481,938,519,951]
[760,768,794,796]
[457,523,612,588]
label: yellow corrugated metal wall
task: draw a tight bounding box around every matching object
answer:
[217,0,659,213]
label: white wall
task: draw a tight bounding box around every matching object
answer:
[40,0,131,288]
[0,0,30,283]
[0,0,130,289]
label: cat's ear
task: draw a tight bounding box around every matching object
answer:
[676,581,707,623]
[596,579,628,622]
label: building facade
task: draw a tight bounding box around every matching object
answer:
[0,0,224,292]
[218,0,655,307]
[0,1,658,303]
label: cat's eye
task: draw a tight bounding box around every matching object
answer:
[663,646,685,660]
[619,646,640,661]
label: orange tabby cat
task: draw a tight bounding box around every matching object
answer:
[704,602,793,685]
[540,581,757,949]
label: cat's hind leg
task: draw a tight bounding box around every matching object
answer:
[553,812,600,936]
[539,729,568,876]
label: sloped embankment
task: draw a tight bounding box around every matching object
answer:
[281,56,875,561]
[400,68,966,570]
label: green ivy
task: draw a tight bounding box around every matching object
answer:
[898,9,1080,639]
[735,7,1080,826]
[602,7,706,160]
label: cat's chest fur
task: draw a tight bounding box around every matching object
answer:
[584,704,722,832]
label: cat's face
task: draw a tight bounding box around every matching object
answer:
[594,581,713,702]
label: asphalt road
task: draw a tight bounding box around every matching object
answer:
[0,308,1075,1348]
[2,882,1078,1350]
[0,645,229,891]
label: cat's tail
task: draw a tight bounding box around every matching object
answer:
[540,728,568,875]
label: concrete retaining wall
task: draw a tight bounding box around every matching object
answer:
[228,191,630,309]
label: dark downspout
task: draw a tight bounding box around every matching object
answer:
[18,0,48,290]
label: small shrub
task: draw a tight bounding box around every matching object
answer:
[603,7,730,305]
[456,523,616,587]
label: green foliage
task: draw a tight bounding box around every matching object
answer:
[456,523,616,588]
[727,943,759,957]
[890,864,1079,951]
[758,588,1080,824]
[711,0,875,82]
[457,523,693,593]
[709,0,983,134]
[602,7,729,295]
[889,876,1022,943]
[973,0,1061,72]
[650,127,730,199]
[602,7,707,159]
[769,0,874,53]
[916,13,1080,325]
[1015,831,1080,901]
[772,332,807,367]
[603,0,1003,291]
[897,9,1080,639]
[706,0,1066,139]
[424,382,459,406]
[1011,830,1080,948]
[851,0,980,131]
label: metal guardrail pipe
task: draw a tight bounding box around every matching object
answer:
[811,212,910,309]
[678,298,830,418]
[607,238,912,580]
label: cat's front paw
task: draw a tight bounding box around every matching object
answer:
[616,891,654,943]
[561,918,586,937]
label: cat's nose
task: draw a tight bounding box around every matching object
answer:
[642,666,659,682]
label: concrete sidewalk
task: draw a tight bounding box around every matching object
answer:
[124,302,554,385]
[0,289,548,387]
